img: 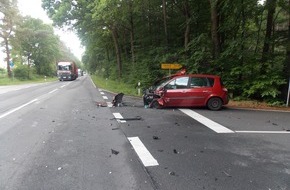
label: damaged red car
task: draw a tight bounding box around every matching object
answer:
[143,71,229,111]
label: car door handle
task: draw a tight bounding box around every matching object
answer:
[203,90,210,93]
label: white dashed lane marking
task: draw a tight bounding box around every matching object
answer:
[49,89,58,94]
[0,99,38,119]
[112,112,126,123]
[128,137,159,167]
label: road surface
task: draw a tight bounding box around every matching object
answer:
[0,75,289,190]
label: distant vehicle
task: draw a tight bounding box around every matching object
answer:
[57,61,78,81]
[78,69,83,76]
[143,70,229,110]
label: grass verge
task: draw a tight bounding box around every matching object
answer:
[0,76,58,86]
[91,75,140,96]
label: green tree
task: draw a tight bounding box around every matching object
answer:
[12,17,61,77]
[42,0,290,102]
[0,0,19,78]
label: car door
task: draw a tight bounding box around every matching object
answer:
[187,77,213,106]
[163,76,190,107]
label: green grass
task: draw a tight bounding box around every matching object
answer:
[91,75,140,96]
[0,76,58,86]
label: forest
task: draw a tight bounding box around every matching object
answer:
[41,0,290,104]
[1,0,290,104]
[0,0,80,80]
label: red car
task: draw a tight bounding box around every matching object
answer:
[143,71,229,110]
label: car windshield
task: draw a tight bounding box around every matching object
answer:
[151,77,172,90]
[58,65,71,71]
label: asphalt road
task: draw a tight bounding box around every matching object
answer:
[0,75,289,190]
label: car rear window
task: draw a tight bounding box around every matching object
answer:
[207,77,214,87]
[191,77,213,87]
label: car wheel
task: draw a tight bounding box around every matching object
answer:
[150,100,161,109]
[207,97,222,111]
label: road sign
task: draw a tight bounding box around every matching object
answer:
[9,61,14,68]
[161,63,182,70]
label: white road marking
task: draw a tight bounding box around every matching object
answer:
[60,85,66,88]
[49,89,58,94]
[0,99,38,119]
[179,109,234,133]
[235,131,290,134]
[128,137,159,167]
[112,112,126,123]
[100,92,105,95]
[103,96,108,100]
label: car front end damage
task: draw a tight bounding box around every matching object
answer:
[143,89,164,108]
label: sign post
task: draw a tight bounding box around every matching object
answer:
[287,77,290,107]
[137,81,141,96]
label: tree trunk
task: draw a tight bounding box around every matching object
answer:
[255,6,266,53]
[4,37,12,78]
[129,1,135,66]
[162,0,169,47]
[261,0,277,63]
[183,0,190,50]
[282,0,290,101]
[209,0,221,59]
[111,26,122,79]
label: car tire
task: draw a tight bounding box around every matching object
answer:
[150,100,161,109]
[207,97,222,111]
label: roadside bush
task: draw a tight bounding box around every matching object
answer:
[13,65,35,80]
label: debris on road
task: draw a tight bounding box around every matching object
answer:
[222,171,232,177]
[173,149,178,154]
[112,128,119,130]
[112,93,124,107]
[111,149,119,155]
[153,136,160,140]
[169,171,176,176]
[119,116,142,121]
[95,101,108,107]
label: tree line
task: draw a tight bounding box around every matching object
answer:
[26,0,290,103]
[0,0,80,80]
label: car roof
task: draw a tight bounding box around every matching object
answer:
[174,74,220,78]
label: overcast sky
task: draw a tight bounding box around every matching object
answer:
[17,0,84,60]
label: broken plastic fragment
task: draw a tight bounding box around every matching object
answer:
[169,171,175,176]
[111,149,119,155]
[153,136,159,140]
